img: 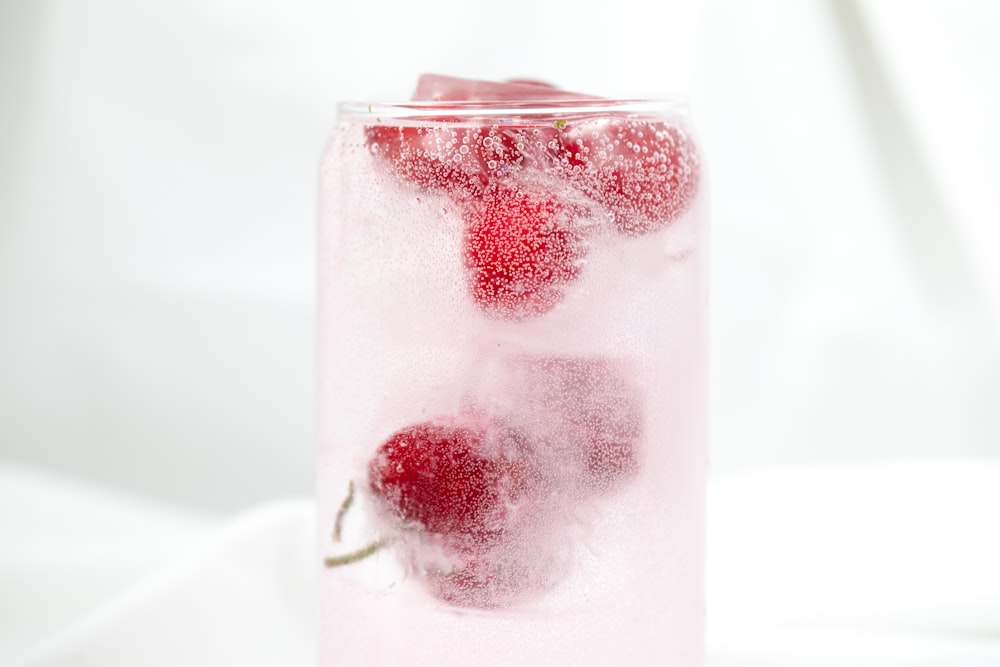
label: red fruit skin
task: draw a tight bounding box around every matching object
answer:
[428,553,514,609]
[367,420,534,547]
[365,124,487,199]
[427,551,539,609]
[559,119,700,235]
[463,184,586,320]
[365,75,595,196]
[365,122,561,197]
[367,418,555,609]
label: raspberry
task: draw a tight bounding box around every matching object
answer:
[558,118,700,235]
[463,183,586,320]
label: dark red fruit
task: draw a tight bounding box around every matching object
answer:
[365,75,593,198]
[464,184,586,320]
[516,355,643,493]
[367,419,533,547]
[427,553,517,609]
[428,547,562,609]
[365,122,563,197]
[584,434,640,492]
[558,119,700,235]
[365,123,487,199]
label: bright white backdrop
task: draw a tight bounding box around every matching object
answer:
[1,0,999,664]
[2,0,999,509]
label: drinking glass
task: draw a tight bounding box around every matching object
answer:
[318,95,707,665]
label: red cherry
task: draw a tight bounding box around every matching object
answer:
[514,355,643,493]
[365,123,487,199]
[367,419,533,547]
[584,435,640,492]
[559,119,700,235]
[427,552,513,609]
[365,122,563,197]
[427,551,546,609]
[463,184,586,320]
[423,526,570,609]
[365,75,594,196]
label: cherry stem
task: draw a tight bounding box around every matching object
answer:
[332,480,355,542]
[324,539,385,568]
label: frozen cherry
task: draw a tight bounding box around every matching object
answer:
[365,123,487,199]
[513,355,643,493]
[366,121,561,197]
[367,419,533,547]
[463,183,586,320]
[559,119,699,235]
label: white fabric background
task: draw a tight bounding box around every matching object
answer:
[1,0,999,663]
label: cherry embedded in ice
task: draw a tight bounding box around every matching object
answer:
[365,123,487,199]
[463,184,586,320]
[427,551,536,609]
[365,75,590,199]
[559,119,700,235]
[516,355,644,494]
[585,434,640,492]
[365,121,561,197]
[368,419,534,548]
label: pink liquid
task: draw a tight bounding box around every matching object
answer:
[318,96,707,665]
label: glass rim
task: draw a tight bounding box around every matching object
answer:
[337,98,690,120]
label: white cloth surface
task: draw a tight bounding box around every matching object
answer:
[4,460,999,666]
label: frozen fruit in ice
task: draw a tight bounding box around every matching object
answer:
[584,434,640,492]
[552,358,642,492]
[427,550,551,609]
[427,552,520,609]
[367,418,555,609]
[422,522,572,608]
[366,76,597,197]
[368,419,535,547]
[558,119,699,235]
[512,356,643,493]
[412,74,594,102]
[365,123,487,198]
[464,183,587,320]
[365,122,560,196]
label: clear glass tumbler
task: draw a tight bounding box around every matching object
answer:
[317,95,707,665]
